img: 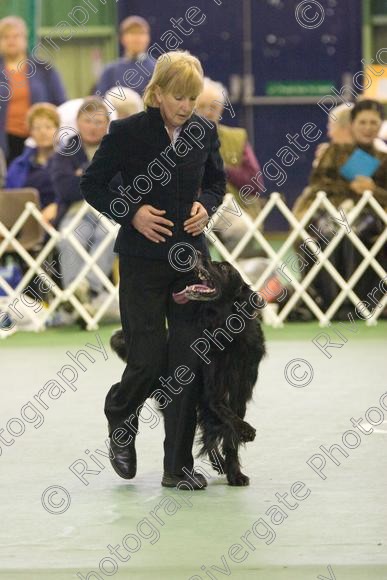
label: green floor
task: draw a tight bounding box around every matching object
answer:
[2,320,386,348]
[0,323,386,579]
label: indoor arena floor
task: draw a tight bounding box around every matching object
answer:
[1,322,386,580]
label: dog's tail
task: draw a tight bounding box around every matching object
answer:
[110,329,128,362]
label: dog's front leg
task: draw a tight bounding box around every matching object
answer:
[222,434,250,486]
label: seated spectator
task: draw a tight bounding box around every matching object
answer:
[196,77,263,255]
[53,88,142,148]
[96,16,154,97]
[295,100,387,223]
[104,86,143,119]
[56,98,86,133]
[293,99,387,316]
[6,102,60,224]
[313,102,387,169]
[0,16,66,163]
[313,103,354,168]
[196,78,263,218]
[52,97,117,303]
[0,147,6,187]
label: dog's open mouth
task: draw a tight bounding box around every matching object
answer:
[172,271,217,304]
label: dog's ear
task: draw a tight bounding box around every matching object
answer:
[236,286,266,312]
[249,290,267,317]
[235,282,252,303]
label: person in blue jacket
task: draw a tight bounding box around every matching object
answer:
[0,16,66,163]
[6,102,60,224]
[95,16,155,97]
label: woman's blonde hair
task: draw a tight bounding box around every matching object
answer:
[143,51,204,108]
[27,102,60,130]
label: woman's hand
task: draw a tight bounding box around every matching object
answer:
[132,204,174,243]
[349,176,376,195]
[183,202,209,236]
[41,202,58,224]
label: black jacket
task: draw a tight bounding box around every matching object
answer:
[80,107,226,260]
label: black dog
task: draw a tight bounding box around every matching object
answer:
[110,253,266,486]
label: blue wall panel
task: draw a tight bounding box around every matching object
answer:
[118,0,362,230]
[251,0,362,92]
[117,0,243,88]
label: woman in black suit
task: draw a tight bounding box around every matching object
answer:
[81,51,226,489]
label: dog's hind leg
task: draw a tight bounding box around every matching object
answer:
[196,409,226,474]
[208,447,226,474]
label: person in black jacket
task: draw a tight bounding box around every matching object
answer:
[80,51,226,490]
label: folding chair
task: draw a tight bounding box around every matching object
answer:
[0,188,44,252]
[0,188,45,334]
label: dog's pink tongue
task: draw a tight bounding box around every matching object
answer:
[172,287,190,304]
[172,283,210,303]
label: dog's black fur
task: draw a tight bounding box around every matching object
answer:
[110,253,266,486]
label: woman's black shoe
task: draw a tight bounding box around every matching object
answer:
[161,471,207,490]
[109,437,137,479]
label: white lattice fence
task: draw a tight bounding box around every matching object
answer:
[0,191,386,336]
[0,201,118,336]
[208,191,387,327]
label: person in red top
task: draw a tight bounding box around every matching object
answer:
[1,17,30,159]
[0,16,66,163]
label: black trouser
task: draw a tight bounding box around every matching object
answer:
[105,254,203,475]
